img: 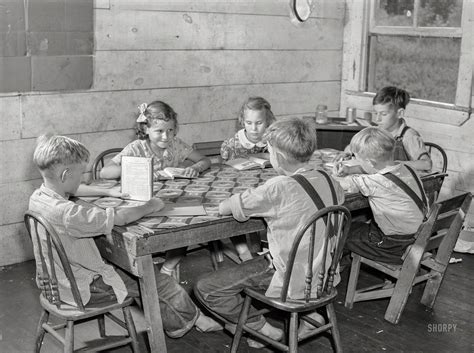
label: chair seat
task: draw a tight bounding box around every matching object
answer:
[40,294,135,320]
[244,287,338,312]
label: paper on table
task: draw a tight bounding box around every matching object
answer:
[147,202,207,217]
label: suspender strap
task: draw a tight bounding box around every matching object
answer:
[315,169,338,205]
[396,126,411,141]
[382,168,428,220]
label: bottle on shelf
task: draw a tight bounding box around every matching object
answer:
[315,104,328,124]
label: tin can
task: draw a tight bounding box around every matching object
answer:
[346,107,356,123]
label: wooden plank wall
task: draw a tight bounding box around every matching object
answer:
[0,0,345,265]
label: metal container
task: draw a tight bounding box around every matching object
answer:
[346,107,356,123]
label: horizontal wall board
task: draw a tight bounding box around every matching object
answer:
[96,10,343,51]
[109,0,345,19]
[0,96,21,141]
[93,50,341,91]
[22,82,341,137]
[0,139,38,183]
[0,180,41,226]
[0,223,33,266]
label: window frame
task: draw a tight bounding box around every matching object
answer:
[340,0,473,126]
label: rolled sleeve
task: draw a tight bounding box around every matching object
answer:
[225,194,249,222]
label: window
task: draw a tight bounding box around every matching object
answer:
[341,0,472,126]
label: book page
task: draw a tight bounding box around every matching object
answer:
[147,202,207,217]
[225,158,261,170]
[121,156,153,201]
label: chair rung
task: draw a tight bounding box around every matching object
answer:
[354,288,394,302]
[105,312,127,330]
[43,324,65,345]
[298,323,333,341]
[243,325,288,351]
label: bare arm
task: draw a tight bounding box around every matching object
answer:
[75,184,128,198]
[114,198,165,225]
[181,150,211,177]
[99,160,122,180]
[397,154,432,172]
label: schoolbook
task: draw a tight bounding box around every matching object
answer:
[121,156,153,201]
[155,167,197,180]
[225,156,270,171]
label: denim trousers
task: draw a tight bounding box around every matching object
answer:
[89,266,198,338]
[194,255,275,330]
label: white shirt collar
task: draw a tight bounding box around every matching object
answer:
[237,129,267,149]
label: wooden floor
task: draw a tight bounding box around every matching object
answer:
[1,246,473,353]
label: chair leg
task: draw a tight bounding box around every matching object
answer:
[345,253,361,309]
[288,312,299,353]
[123,306,140,353]
[98,314,106,337]
[209,241,223,270]
[64,320,74,353]
[420,270,444,308]
[327,303,343,353]
[230,295,252,353]
[34,310,49,353]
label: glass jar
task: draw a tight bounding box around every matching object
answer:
[315,104,328,124]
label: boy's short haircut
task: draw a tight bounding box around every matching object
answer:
[33,134,90,171]
[350,127,395,163]
[373,86,410,110]
[238,96,276,127]
[263,117,316,163]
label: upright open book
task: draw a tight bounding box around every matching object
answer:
[225,155,270,171]
[121,156,153,201]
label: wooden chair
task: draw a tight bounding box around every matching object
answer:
[344,192,472,324]
[231,205,352,353]
[192,140,223,164]
[425,142,447,174]
[24,210,140,353]
[91,148,122,180]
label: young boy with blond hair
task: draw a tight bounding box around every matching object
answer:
[195,117,345,347]
[335,127,429,264]
[29,134,221,338]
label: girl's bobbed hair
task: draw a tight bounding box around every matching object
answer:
[238,97,276,128]
[373,86,410,110]
[135,100,178,139]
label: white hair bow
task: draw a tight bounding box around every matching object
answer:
[136,103,148,123]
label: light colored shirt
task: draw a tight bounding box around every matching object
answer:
[342,164,427,235]
[220,129,268,161]
[392,119,429,161]
[112,138,193,177]
[221,168,345,299]
[29,185,128,306]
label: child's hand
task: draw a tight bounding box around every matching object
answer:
[333,162,350,177]
[182,166,199,178]
[107,188,130,199]
[333,151,352,163]
[146,198,165,212]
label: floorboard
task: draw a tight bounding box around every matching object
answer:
[0,249,472,353]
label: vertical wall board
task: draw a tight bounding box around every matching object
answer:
[93,50,342,91]
[0,223,34,266]
[95,10,343,51]
[27,31,67,55]
[0,180,41,225]
[31,55,92,91]
[0,56,31,92]
[65,0,93,32]
[178,120,237,146]
[0,139,38,183]
[0,31,27,57]
[0,1,25,31]
[0,95,21,141]
[27,0,65,32]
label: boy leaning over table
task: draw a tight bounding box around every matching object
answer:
[28,134,222,338]
[194,117,345,348]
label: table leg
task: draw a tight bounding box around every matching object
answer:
[137,255,167,353]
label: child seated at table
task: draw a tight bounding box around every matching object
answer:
[220,96,277,261]
[334,127,429,264]
[29,134,222,337]
[336,86,432,172]
[195,117,345,348]
[100,100,211,278]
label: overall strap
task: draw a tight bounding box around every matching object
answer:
[382,167,428,220]
[395,125,411,141]
[315,169,338,205]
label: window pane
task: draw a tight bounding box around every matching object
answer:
[367,35,460,103]
[374,0,414,26]
[418,0,463,27]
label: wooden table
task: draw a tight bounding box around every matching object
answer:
[94,166,446,353]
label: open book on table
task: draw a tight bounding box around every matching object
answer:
[121,156,153,201]
[155,167,196,180]
[225,154,270,171]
